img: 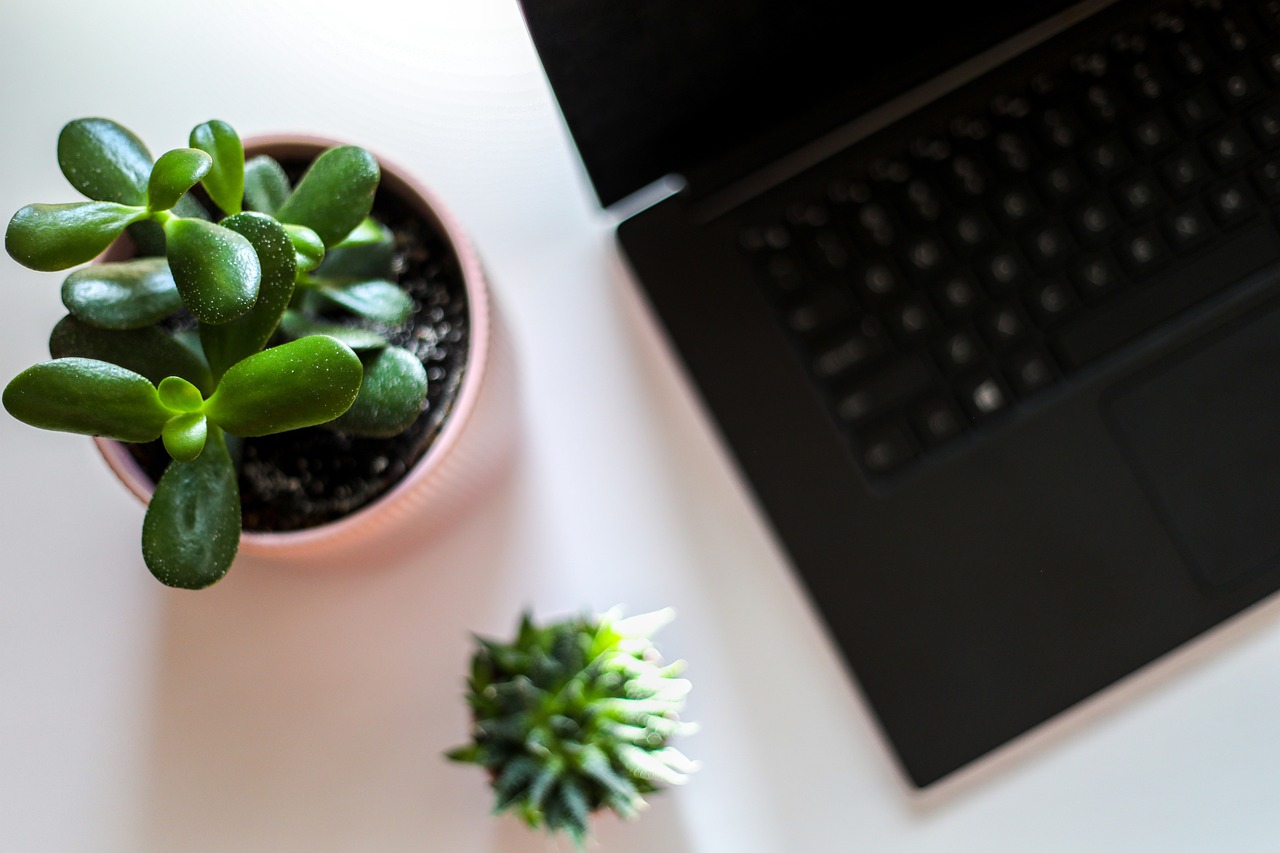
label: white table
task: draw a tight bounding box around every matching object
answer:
[3,2,1280,851]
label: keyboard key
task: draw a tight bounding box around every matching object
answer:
[932,274,981,316]
[886,297,939,344]
[898,235,947,281]
[1036,161,1088,206]
[1026,278,1080,326]
[1203,123,1257,173]
[1248,105,1280,151]
[1206,179,1257,228]
[813,324,886,380]
[990,184,1044,232]
[858,420,917,474]
[935,329,985,374]
[1022,223,1075,270]
[978,246,1028,292]
[835,354,935,424]
[957,371,1013,420]
[1170,85,1223,132]
[979,302,1031,349]
[1161,203,1213,254]
[942,210,993,255]
[851,202,897,247]
[1128,113,1178,158]
[1158,149,1211,197]
[911,396,967,446]
[1005,347,1059,396]
[1082,137,1134,181]
[1052,220,1280,369]
[788,286,854,336]
[809,229,853,273]
[1070,254,1126,299]
[1116,228,1171,278]
[1217,64,1265,108]
[855,260,906,301]
[1254,158,1280,200]
[1114,173,1166,222]
[1068,197,1121,245]
[757,253,806,295]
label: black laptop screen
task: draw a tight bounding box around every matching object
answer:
[520,0,1080,207]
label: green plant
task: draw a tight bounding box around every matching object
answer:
[448,608,698,846]
[3,118,429,589]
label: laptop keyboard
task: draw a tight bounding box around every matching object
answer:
[737,0,1280,479]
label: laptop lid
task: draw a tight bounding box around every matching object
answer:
[519,0,1081,209]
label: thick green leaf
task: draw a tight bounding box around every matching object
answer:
[142,426,240,589]
[147,148,212,212]
[328,345,426,437]
[204,335,362,436]
[164,218,261,324]
[243,155,290,215]
[189,120,244,216]
[198,212,296,381]
[6,202,145,271]
[278,310,387,350]
[57,118,152,205]
[275,146,379,248]
[61,258,181,329]
[315,279,413,325]
[314,218,394,280]
[283,223,325,273]
[157,376,204,412]
[2,358,168,441]
[50,315,213,393]
[162,413,208,461]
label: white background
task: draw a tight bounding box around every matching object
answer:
[2,1,1280,851]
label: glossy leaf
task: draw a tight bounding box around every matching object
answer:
[142,426,240,589]
[147,148,212,212]
[315,218,395,280]
[243,155,290,215]
[162,412,208,461]
[61,258,181,329]
[164,217,261,324]
[315,279,413,325]
[157,376,204,412]
[189,120,244,216]
[6,202,144,271]
[57,118,152,205]
[2,358,168,442]
[278,310,387,350]
[198,212,296,381]
[50,315,213,393]
[276,146,379,248]
[204,335,362,436]
[284,223,325,273]
[328,345,426,437]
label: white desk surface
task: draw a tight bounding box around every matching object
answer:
[3,2,1280,851]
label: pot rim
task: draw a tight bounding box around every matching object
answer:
[95,133,494,554]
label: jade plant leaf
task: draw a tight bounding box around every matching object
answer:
[283,223,326,273]
[2,357,169,441]
[157,375,204,412]
[189,120,244,216]
[328,345,427,437]
[198,212,296,381]
[126,193,210,258]
[315,279,413,325]
[147,148,212,212]
[243,155,290,215]
[6,202,145,271]
[61,258,182,330]
[57,118,152,205]
[314,218,395,280]
[161,412,208,462]
[164,217,261,324]
[204,335,362,436]
[142,426,240,589]
[50,315,213,393]
[278,310,387,350]
[276,145,379,248]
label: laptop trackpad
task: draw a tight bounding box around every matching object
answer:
[1105,302,1280,590]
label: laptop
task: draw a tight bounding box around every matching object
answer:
[518,0,1280,786]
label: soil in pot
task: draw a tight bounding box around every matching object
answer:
[126,168,471,532]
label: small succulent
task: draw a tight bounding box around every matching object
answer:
[3,118,429,589]
[448,608,698,846]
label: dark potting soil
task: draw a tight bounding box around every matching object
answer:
[127,181,471,532]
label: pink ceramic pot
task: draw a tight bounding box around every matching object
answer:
[95,136,518,563]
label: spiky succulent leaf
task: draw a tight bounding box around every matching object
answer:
[449,609,696,846]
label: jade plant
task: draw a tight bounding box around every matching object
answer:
[3,118,429,589]
[448,608,698,846]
